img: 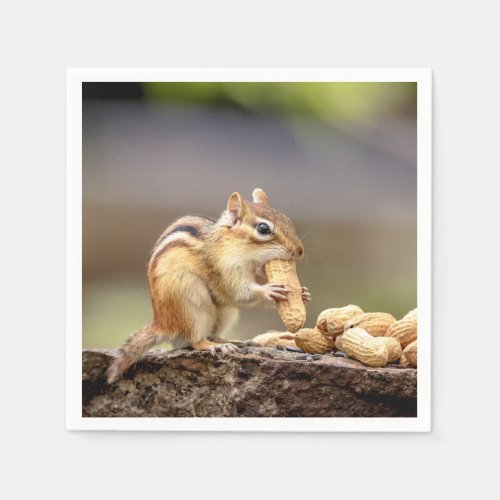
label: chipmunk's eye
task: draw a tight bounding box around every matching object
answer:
[257,222,271,235]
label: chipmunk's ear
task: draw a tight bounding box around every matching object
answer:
[252,188,269,206]
[227,192,245,224]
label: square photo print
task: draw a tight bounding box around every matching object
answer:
[67,68,431,431]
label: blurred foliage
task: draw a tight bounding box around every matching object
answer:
[144,82,416,123]
[83,81,417,349]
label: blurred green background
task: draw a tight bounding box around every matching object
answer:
[83,82,417,349]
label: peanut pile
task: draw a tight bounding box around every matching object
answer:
[253,304,418,368]
[260,259,417,368]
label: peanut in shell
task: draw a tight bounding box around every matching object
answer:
[400,351,409,367]
[345,312,397,337]
[403,340,417,367]
[264,259,306,333]
[251,331,297,349]
[373,336,402,363]
[341,327,389,367]
[402,308,417,322]
[385,318,417,348]
[334,334,344,351]
[294,328,334,354]
[316,304,364,337]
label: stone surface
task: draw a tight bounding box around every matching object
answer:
[82,347,417,417]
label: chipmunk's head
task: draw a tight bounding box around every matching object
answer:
[219,188,304,264]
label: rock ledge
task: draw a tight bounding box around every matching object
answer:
[82,347,417,417]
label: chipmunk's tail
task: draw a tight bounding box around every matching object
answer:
[106,324,162,384]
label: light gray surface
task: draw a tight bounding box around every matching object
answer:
[3,2,499,500]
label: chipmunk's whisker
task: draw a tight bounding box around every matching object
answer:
[300,222,330,242]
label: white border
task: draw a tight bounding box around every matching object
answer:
[67,68,432,431]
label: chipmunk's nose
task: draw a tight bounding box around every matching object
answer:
[295,245,304,258]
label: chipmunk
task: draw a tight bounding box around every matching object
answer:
[106,188,310,383]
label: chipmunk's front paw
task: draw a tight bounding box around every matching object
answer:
[260,283,289,303]
[209,343,241,356]
[301,286,311,304]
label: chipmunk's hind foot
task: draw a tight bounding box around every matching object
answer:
[209,343,241,356]
[191,339,241,356]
